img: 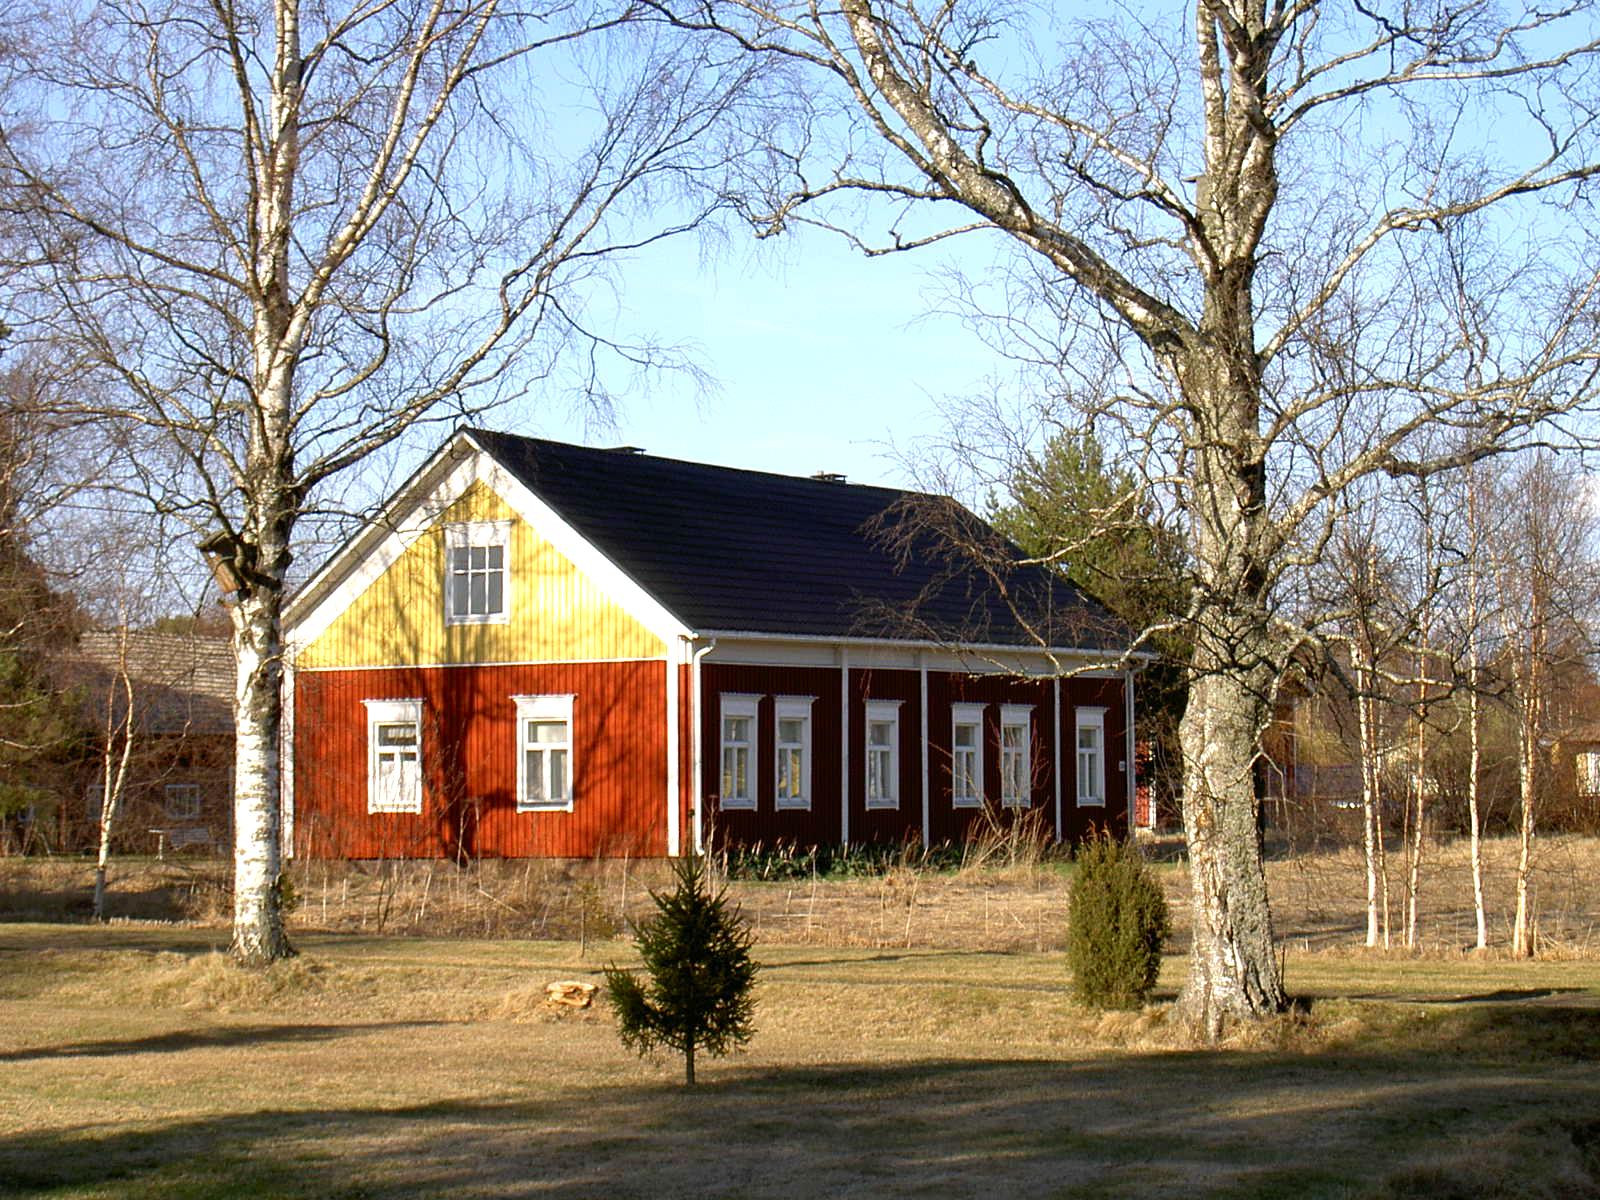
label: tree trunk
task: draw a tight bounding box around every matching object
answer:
[1405,708,1426,950]
[1176,664,1286,1037]
[229,546,294,964]
[1467,660,1487,952]
[685,1039,696,1087]
[1512,693,1540,957]
[1355,660,1381,948]
[93,630,137,923]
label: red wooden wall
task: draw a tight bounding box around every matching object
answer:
[293,661,666,859]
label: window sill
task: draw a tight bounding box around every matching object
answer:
[952,797,983,809]
[718,798,757,812]
[368,805,423,815]
[864,799,899,811]
[775,799,811,812]
[446,613,511,627]
[1076,797,1106,808]
[517,800,574,813]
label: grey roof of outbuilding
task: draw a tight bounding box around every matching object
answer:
[467,430,1127,652]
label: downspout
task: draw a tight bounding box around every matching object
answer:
[691,637,716,853]
[1124,662,1145,831]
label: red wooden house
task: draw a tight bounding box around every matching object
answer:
[283,430,1138,859]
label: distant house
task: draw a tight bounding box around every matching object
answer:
[68,629,234,854]
[283,430,1139,860]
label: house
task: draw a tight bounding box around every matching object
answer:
[283,430,1139,860]
[68,628,235,854]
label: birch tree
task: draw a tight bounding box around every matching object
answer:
[658,0,1600,1029]
[1,0,752,962]
[1491,452,1600,956]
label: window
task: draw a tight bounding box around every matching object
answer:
[1076,707,1107,807]
[365,699,423,814]
[865,700,902,810]
[515,694,574,811]
[1000,705,1032,808]
[775,696,815,811]
[444,520,511,624]
[1579,750,1600,796]
[165,783,202,821]
[952,702,985,808]
[719,695,759,810]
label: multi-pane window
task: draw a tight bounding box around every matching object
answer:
[865,700,902,810]
[1000,705,1032,808]
[365,698,423,814]
[775,696,814,811]
[1579,750,1600,796]
[515,694,574,811]
[445,521,511,624]
[1076,707,1107,807]
[720,695,759,810]
[951,702,985,808]
[164,783,202,821]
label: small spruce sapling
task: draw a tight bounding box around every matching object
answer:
[1066,834,1170,1010]
[604,853,757,1086]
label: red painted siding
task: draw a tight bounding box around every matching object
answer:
[847,668,924,846]
[1059,676,1130,843]
[699,664,843,849]
[925,673,1061,845]
[293,661,666,859]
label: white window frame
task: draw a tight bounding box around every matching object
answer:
[1000,704,1033,809]
[1076,706,1107,808]
[719,694,760,811]
[514,694,575,812]
[865,699,903,811]
[365,698,424,815]
[164,782,202,821]
[774,696,815,812]
[444,519,512,626]
[951,702,986,809]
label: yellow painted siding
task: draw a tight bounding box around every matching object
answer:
[298,482,665,668]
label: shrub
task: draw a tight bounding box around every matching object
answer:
[604,853,757,1086]
[1066,834,1170,1010]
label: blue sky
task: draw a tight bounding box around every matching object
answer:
[516,222,1001,492]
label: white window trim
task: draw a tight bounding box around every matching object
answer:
[514,694,575,812]
[774,695,816,812]
[719,693,760,811]
[1000,704,1033,809]
[865,699,903,811]
[1076,706,1107,808]
[165,782,202,821]
[444,519,512,626]
[951,701,986,809]
[365,698,424,814]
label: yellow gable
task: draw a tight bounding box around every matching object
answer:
[296,481,665,668]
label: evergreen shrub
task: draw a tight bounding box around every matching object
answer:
[1066,834,1170,1009]
[604,854,756,1085]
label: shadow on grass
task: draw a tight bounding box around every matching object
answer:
[0,1021,454,1064]
[4,1023,1600,1199]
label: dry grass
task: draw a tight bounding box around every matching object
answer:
[7,833,1600,959]
[1,923,1599,1198]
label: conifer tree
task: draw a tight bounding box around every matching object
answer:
[604,855,757,1086]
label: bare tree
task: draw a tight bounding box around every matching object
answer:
[1,2,752,960]
[1491,452,1600,956]
[654,0,1600,1029]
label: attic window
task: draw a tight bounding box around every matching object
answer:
[445,521,511,625]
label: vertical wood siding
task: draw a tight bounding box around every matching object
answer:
[293,661,666,859]
[925,673,1062,846]
[298,481,664,669]
[847,668,924,846]
[1059,676,1130,843]
[699,664,843,849]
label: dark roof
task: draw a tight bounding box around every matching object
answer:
[67,630,234,735]
[468,430,1127,651]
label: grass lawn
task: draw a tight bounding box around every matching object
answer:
[2,923,1599,1198]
